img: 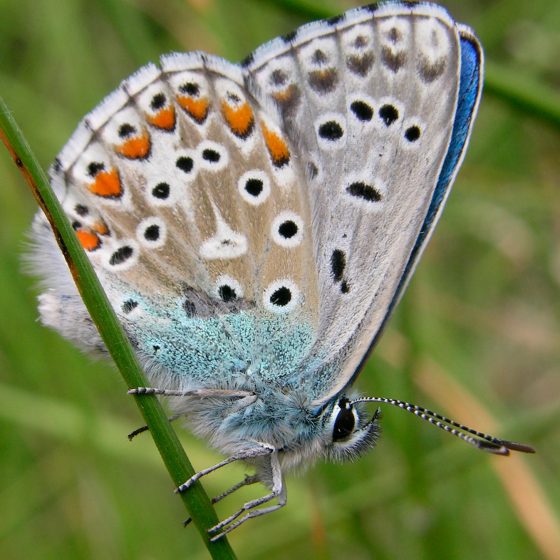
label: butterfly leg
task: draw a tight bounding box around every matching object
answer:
[176,442,274,494]
[127,413,184,441]
[183,474,259,527]
[211,473,260,505]
[128,387,254,399]
[208,451,286,541]
[127,387,256,440]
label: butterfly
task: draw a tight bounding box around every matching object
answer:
[29,1,534,541]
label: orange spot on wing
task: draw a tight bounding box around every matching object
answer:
[88,168,123,198]
[261,123,290,167]
[115,131,151,159]
[221,101,254,138]
[76,229,101,251]
[92,221,109,236]
[147,106,176,130]
[272,85,298,103]
[177,96,209,124]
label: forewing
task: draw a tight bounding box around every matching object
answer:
[33,54,320,386]
[244,3,482,402]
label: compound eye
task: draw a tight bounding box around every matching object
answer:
[332,400,355,442]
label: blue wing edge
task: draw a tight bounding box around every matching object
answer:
[344,27,484,389]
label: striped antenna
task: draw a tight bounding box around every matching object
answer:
[351,397,535,455]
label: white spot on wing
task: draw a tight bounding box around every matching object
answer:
[197,140,229,172]
[341,22,374,51]
[263,278,301,314]
[237,170,271,206]
[416,18,450,65]
[271,211,304,248]
[200,203,247,260]
[100,106,145,147]
[136,217,167,248]
[214,275,244,300]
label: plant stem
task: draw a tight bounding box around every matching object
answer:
[0,96,236,560]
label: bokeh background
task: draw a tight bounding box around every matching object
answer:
[1,0,559,559]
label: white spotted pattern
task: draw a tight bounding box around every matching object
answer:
[136,217,167,249]
[245,3,480,400]
[214,275,244,301]
[271,211,305,248]
[199,203,248,260]
[237,169,271,206]
[29,4,483,533]
[30,1,482,398]
[263,278,302,314]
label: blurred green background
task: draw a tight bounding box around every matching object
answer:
[1,0,559,558]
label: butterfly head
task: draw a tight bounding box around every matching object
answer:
[311,396,381,463]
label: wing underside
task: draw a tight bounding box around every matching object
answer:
[33,3,482,400]
[243,3,483,402]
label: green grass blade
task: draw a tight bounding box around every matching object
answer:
[262,0,330,20]
[484,61,560,129]
[0,96,236,560]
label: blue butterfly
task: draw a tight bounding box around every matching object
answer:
[30,2,534,540]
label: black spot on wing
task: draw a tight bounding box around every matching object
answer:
[179,82,200,96]
[278,220,298,239]
[144,224,160,241]
[346,182,382,202]
[218,285,237,302]
[330,250,346,282]
[331,250,351,294]
[109,246,134,266]
[150,93,166,110]
[270,69,289,86]
[75,204,89,216]
[202,149,220,162]
[312,49,328,65]
[118,123,136,138]
[405,125,421,142]
[122,300,138,314]
[87,162,105,177]
[245,178,263,197]
[350,100,373,122]
[176,156,194,173]
[270,286,291,306]
[318,120,344,140]
[379,104,399,126]
[152,182,170,199]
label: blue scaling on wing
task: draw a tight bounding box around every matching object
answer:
[429,33,483,219]
[127,297,316,387]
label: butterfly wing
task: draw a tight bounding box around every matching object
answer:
[34,54,322,387]
[33,3,481,402]
[243,3,483,402]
